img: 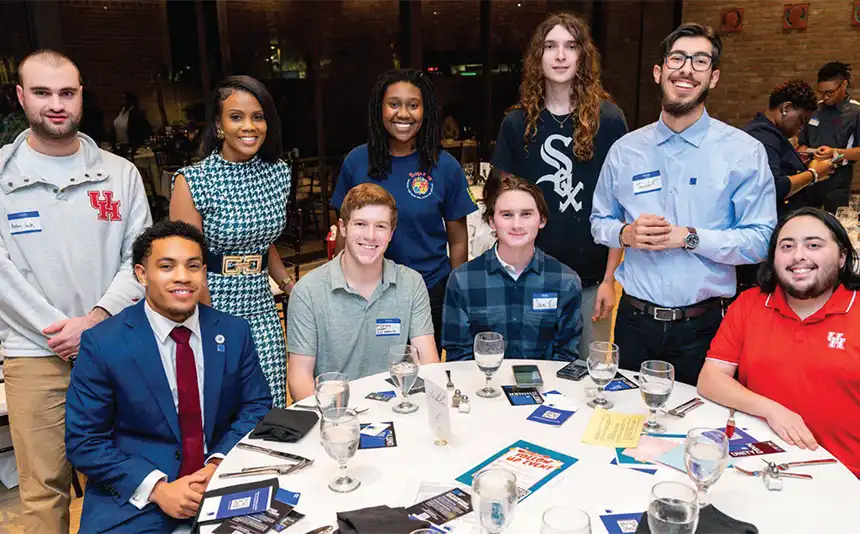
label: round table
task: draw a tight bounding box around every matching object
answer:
[204,360,859,533]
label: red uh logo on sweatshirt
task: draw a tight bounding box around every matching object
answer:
[88,190,122,222]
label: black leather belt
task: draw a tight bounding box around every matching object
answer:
[623,294,724,322]
[206,251,269,275]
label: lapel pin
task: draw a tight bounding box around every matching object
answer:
[215,334,225,344]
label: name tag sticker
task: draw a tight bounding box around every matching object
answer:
[8,211,42,236]
[532,293,558,311]
[632,170,662,195]
[375,318,401,337]
[808,117,819,127]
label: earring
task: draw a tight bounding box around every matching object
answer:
[216,128,224,140]
[782,110,788,117]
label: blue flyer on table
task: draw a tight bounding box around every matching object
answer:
[604,375,639,392]
[455,440,577,502]
[600,511,642,534]
[199,485,273,522]
[527,405,575,426]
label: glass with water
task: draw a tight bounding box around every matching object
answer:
[471,468,518,534]
[320,407,361,493]
[389,345,420,414]
[639,360,675,433]
[586,341,619,409]
[647,481,699,534]
[314,372,350,415]
[474,332,505,398]
[684,427,729,506]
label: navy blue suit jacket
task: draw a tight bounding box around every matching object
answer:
[65,301,272,533]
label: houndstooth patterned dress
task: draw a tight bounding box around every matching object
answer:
[177,151,291,407]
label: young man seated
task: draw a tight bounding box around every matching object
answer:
[287,183,439,401]
[65,220,273,533]
[442,175,583,361]
[698,208,860,476]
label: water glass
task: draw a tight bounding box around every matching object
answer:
[472,468,518,534]
[586,341,619,409]
[684,427,729,506]
[314,372,350,415]
[639,360,675,433]
[849,194,860,213]
[389,345,420,414]
[474,332,505,398]
[320,408,361,493]
[541,507,591,534]
[647,481,699,534]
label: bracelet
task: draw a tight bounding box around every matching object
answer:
[619,224,630,248]
[808,167,819,184]
[278,276,294,291]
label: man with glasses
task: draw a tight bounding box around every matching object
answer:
[590,23,776,386]
[798,62,860,213]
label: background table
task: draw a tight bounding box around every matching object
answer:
[204,360,859,533]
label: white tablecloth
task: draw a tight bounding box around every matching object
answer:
[203,360,859,533]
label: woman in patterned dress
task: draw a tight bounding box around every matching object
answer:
[170,76,292,407]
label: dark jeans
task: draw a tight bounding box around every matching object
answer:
[428,275,449,352]
[613,296,724,387]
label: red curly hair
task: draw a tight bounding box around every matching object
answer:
[517,13,608,161]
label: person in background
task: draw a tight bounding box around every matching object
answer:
[698,208,860,477]
[170,76,293,408]
[590,23,776,386]
[332,68,477,350]
[798,62,860,213]
[113,91,152,156]
[491,13,627,358]
[0,50,151,533]
[288,183,438,401]
[443,175,582,361]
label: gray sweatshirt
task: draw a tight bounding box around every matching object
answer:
[0,130,151,357]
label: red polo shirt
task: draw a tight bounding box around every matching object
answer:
[707,284,860,476]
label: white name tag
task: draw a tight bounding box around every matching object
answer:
[375,318,401,337]
[808,117,819,127]
[632,170,662,195]
[532,293,558,311]
[8,211,42,236]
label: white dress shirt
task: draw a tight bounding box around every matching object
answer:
[495,244,523,281]
[129,302,222,510]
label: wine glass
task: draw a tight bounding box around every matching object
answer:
[320,408,361,493]
[647,481,699,534]
[541,507,591,534]
[639,360,675,433]
[474,332,505,398]
[586,341,619,409]
[314,372,350,416]
[389,345,420,414]
[472,468,518,534]
[684,428,729,507]
[849,194,860,213]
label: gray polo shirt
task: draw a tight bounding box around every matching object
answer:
[287,253,434,380]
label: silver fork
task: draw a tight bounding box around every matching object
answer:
[218,461,309,479]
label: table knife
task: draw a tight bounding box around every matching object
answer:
[237,442,313,465]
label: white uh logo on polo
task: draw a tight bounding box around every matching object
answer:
[536,134,583,213]
[827,332,846,350]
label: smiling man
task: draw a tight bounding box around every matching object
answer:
[698,208,860,476]
[590,23,777,386]
[287,183,439,401]
[0,50,151,533]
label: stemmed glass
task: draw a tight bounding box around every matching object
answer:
[647,481,699,534]
[541,507,591,534]
[314,372,350,414]
[471,468,518,534]
[474,332,505,398]
[586,341,619,409]
[639,360,675,433]
[320,407,361,493]
[389,345,420,414]
[684,428,729,507]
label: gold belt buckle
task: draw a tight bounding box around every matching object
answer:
[222,254,263,275]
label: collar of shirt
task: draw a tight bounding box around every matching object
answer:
[487,244,543,279]
[144,300,202,343]
[329,251,398,294]
[655,108,711,147]
[765,284,857,323]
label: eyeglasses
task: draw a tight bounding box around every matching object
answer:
[819,80,846,100]
[664,52,713,72]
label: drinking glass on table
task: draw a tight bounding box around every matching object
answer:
[320,407,361,493]
[684,427,729,506]
[586,341,619,409]
[315,372,350,416]
[639,360,675,433]
[389,345,420,414]
[647,481,699,534]
[474,332,505,398]
[849,194,860,213]
[541,507,591,534]
[472,468,518,534]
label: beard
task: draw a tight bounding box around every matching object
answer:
[661,77,711,117]
[777,262,840,300]
[27,110,81,140]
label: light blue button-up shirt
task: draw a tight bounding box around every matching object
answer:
[590,109,776,307]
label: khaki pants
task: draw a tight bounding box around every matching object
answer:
[5,356,72,534]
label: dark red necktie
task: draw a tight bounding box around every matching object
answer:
[169,326,204,477]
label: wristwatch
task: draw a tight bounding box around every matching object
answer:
[684,227,699,250]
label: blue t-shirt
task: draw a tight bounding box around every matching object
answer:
[332,144,478,289]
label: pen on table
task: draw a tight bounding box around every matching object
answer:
[726,408,736,438]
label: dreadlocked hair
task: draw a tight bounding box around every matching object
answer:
[518,13,608,161]
[367,68,441,180]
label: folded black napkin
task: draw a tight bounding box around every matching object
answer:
[249,407,318,443]
[336,505,431,534]
[636,505,758,533]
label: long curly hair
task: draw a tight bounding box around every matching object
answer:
[518,13,608,161]
[367,68,441,180]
